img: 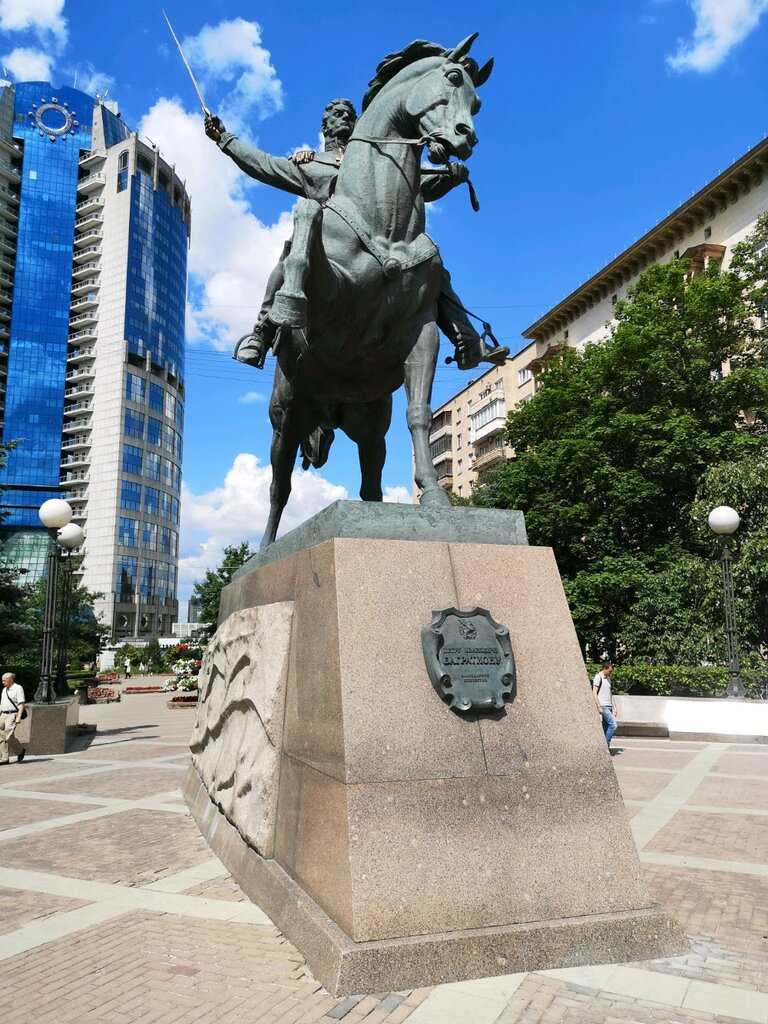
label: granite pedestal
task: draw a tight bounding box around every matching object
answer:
[14,696,80,754]
[185,501,685,994]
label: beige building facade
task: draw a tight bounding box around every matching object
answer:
[425,135,768,498]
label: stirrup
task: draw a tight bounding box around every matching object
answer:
[233,333,267,370]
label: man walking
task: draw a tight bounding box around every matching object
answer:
[593,661,617,749]
[0,672,26,765]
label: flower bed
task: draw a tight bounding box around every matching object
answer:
[87,686,120,704]
[124,685,164,694]
[166,692,198,709]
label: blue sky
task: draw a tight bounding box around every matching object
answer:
[2,0,768,607]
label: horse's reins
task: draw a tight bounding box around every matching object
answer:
[346,135,480,212]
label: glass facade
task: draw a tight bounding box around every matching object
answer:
[0,81,188,631]
[0,84,95,526]
[125,170,187,380]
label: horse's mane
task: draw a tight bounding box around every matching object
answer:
[362,39,481,111]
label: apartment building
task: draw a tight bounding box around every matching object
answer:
[427,134,768,497]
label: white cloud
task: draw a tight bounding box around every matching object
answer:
[76,66,116,97]
[1,45,51,81]
[0,0,67,50]
[183,18,283,128]
[238,390,267,404]
[383,486,413,504]
[178,453,348,599]
[139,97,295,351]
[667,0,768,72]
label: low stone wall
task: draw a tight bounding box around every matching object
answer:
[615,694,768,742]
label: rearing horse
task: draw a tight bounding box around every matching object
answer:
[263,35,492,547]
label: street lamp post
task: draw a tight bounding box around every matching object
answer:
[35,500,85,704]
[708,505,745,700]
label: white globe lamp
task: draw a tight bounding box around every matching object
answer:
[708,505,740,536]
[39,498,73,529]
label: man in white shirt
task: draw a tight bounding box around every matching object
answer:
[0,672,26,765]
[592,661,617,749]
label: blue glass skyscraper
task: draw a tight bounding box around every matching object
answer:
[0,81,190,637]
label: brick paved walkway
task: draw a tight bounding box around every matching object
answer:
[1,690,767,1024]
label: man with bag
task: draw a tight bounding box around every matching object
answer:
[0,672,26,765]
[592,661,618,750]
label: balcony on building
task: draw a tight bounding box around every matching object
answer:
[74,229,103,249]
[0,252,15,274]
[62,416,92,432]
[434,456,454,490]
[61,434,92,452]
[72,259,101,278]
[428,408,452,443]
[469,393,507,445]
[76,172,107,194]
[70,309,98,327]
[67,345,96,365]
[79,149,107,169]
[69,326,98,343]
[0,212,17,236]
[73,245,102,265]
[75,210,104,233]
[65,364,96,385]
[473,439,507,473]
[63,400,93,417]
[60,451,90,470]
[430,433,453,465]
[0,158,21,183]
[70,288,99,307]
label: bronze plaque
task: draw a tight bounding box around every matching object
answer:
[421,606,515,713]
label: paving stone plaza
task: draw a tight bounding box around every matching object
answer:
[0,689,766,1024]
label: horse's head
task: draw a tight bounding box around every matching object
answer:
[362,35,493,164]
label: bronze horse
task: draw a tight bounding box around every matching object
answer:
[241,36,491,547]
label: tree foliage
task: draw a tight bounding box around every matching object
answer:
[474,216,768,663]
[189,541,256,643]
[1,568,108,691]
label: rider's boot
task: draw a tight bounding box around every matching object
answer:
[233,316,279,369]
[439,314,509,370]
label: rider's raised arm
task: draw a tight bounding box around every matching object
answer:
[205,116,305,197]
[219,134,305,196]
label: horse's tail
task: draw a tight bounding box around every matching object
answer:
[300,425,335,471]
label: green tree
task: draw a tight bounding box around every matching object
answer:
[189,541,255,642]
[4,570,108,691]
[143,636,164,672]
[474,216,768,661]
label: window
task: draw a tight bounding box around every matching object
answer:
[116,555,138,601]
[120,480,141,511]
[518,368,532,387]
[145,451,161,481]
[470,398,505,431]
[704,226,712,240]
[124,409,144,440]
[563,329,569,340]
[147,417,162,446]
[149,382,164,413]
[118,517,138,547]
[457,460,462,473]
[144,486,160,517]
[611,294,618,306]
[122,444,143,476]
[142,521,158,551]
[126,373,145,404]
[495,379,504,389]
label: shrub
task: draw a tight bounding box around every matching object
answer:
[586,664,768,699]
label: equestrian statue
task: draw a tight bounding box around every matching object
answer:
[204,34,504,547]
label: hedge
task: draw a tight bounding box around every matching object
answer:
[585,664,768,699]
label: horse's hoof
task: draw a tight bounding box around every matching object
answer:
[419,486,451,507]
[270,292,307,328]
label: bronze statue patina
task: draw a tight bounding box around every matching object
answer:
[205,34,498,547]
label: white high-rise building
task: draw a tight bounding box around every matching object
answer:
[0,81,191,638]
